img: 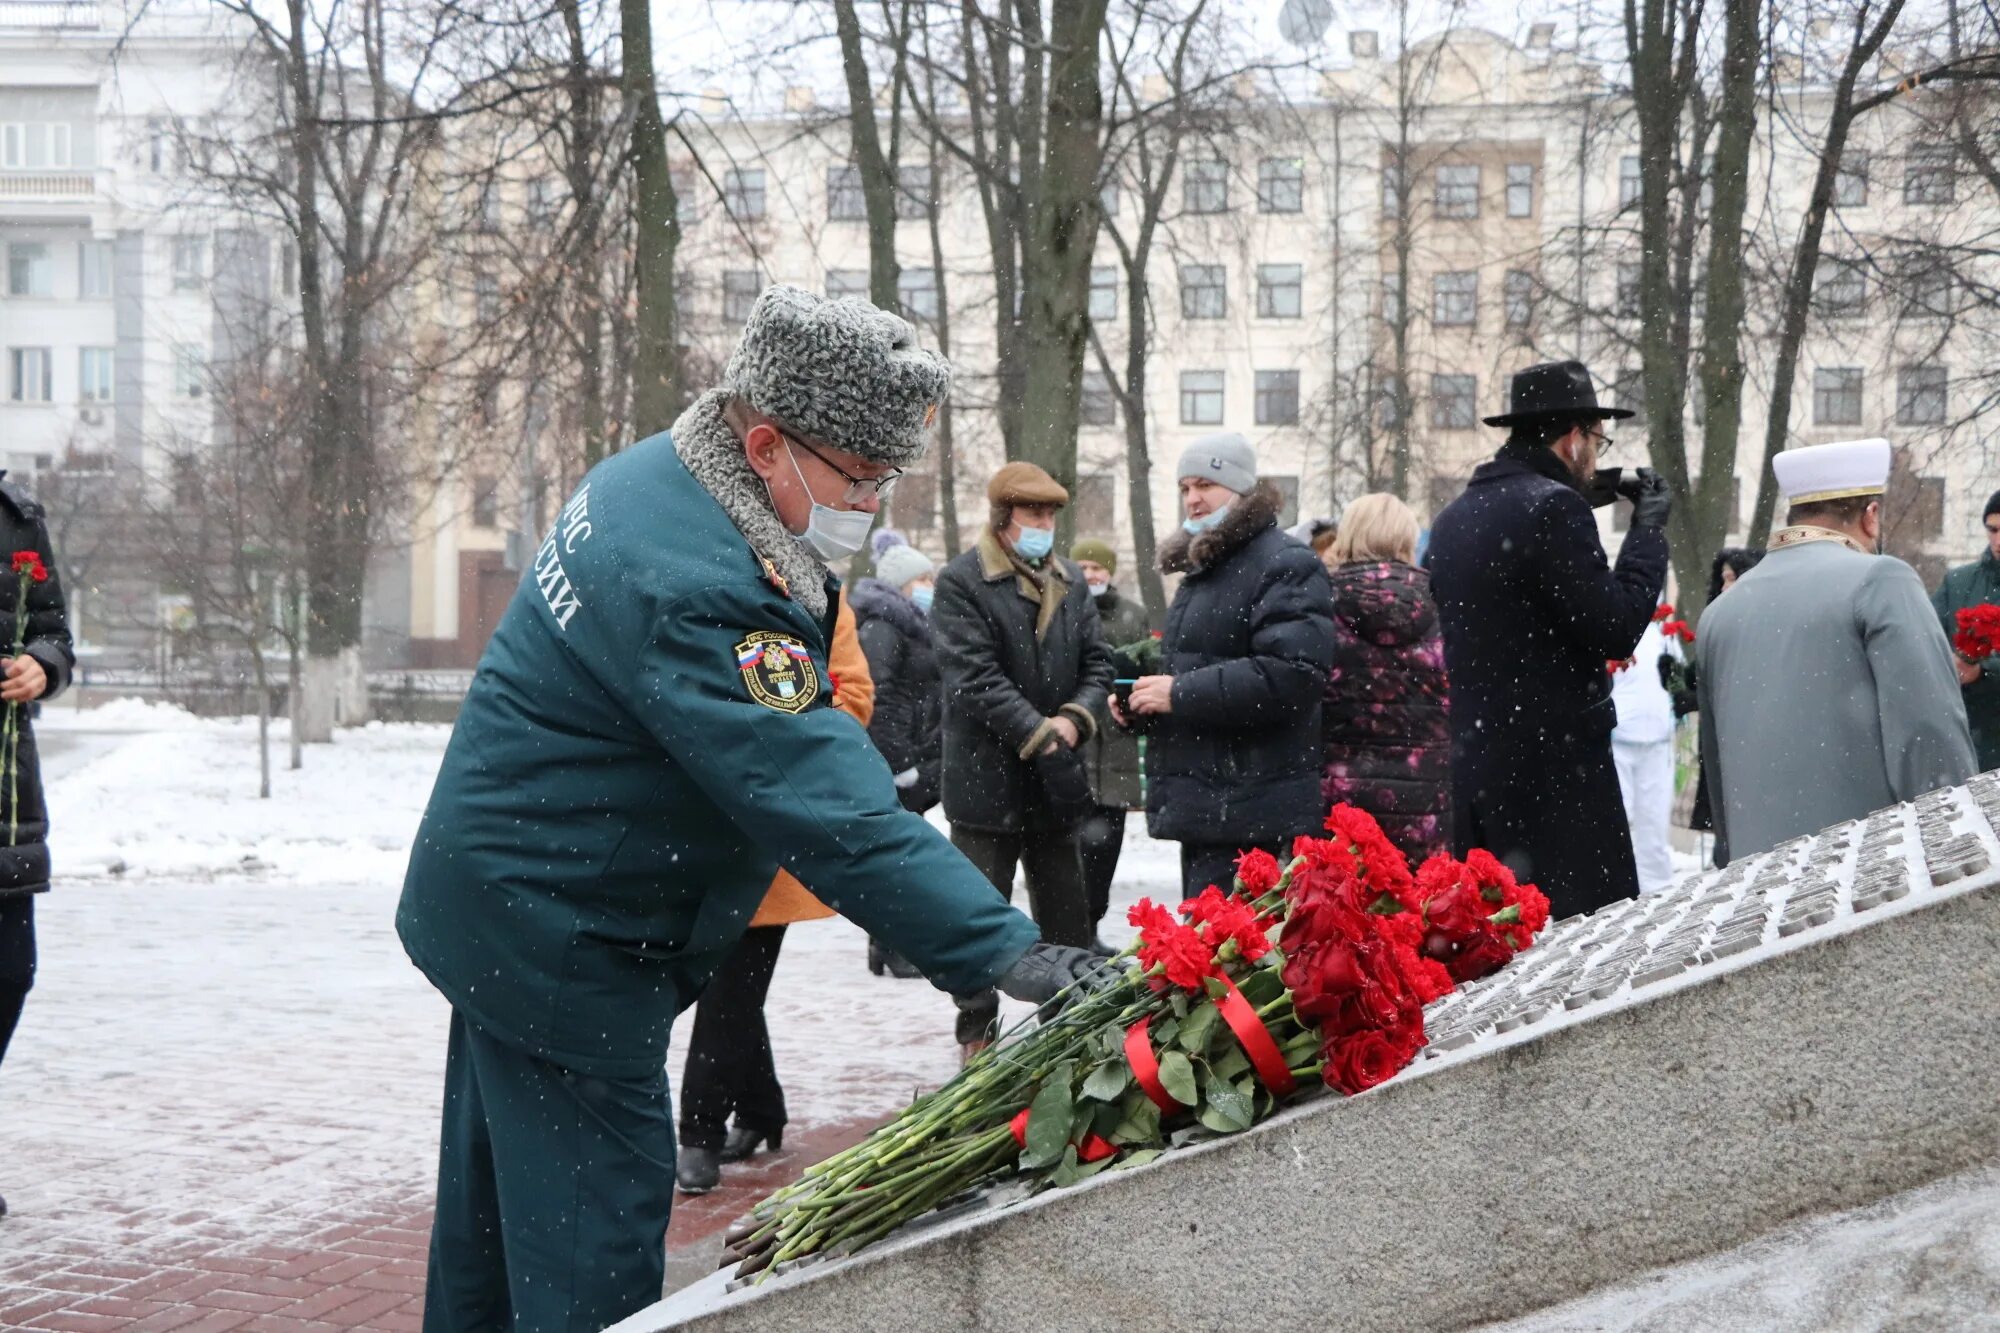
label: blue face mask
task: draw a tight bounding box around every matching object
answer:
[910,584,935,613]
[1182,503,1232,535]
[1014,525,1055,561]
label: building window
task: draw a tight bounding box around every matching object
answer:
[148,117,169,172]
[826,268,867,300]
[1619,154,1641,208]
[1256,263,1302,319]
[78,347,114,403]
[1506,163,1535,217]
[1179,264,1226,319]
[827,165,865,220]
[1900,258,1955,320]
[471,475,499,528]
[1255,370,1300,426]
[279,239,297,298]
[172,345,204,399]
[1813,367,1864,425]
[1087,265,1119,322]
[1834,152,1869,206]
[672,169,702,226]
[1184,159,1228,214]
[1430,373,1476,430]
[1375,375,1404,429]
[1099,178,1120,217]
[723,168,766,220]
[1616,262,1642,318]
[79,239,114,298]
[1381,162,1402,217]
[474,269,501,322]
[475,177,501,231]
[723,269,761,322]
[1434,163,1479,218]
[897,267,938,322]
[172,235,205,290]
[1179,370,1224,425]
[8,347,51,403]
[527,176,555,224]
[1615,368,1646,425]
[6,242,50,297]
[896,163,934,220]
[1503,269,1535,327]
[1432,271,1477,326]
[0,122,73,170]
[1080,370,1116,427]
[1257,157,1304,213]
[1904,148,1955,205]
[1381,272,1402,324]
[1896,364,1947,425]
[1814,257,1867,317]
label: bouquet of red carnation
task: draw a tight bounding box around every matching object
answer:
[1953,604,2000,662]
[728,806,1549,1277]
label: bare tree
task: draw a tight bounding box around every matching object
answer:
[622,0,685,434]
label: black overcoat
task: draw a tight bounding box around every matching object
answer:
[848,577,943,813]
[1145,482,1336,847]
[0,476,75,897]
[933,532,1113,833]
[1425,447,1667,917]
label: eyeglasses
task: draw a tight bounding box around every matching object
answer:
[784,432,902,504]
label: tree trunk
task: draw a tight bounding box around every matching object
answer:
[622,0,682,437]
[561,0,609,466]
[1016,0,1110,546]
[924,158,963,557]
[287,629,302,771]
[835,0,902,311]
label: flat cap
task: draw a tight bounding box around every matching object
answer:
[721,284,950,467]
[988,461,1069,508]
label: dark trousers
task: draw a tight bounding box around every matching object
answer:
[1076,806,1128,929]
[1179,841,1283,901]
[677,924,788,1152]
[0,894,33,1066]
[1453,741,1639,921]
[423,1010,676,1333]
[950,824,1090,1044]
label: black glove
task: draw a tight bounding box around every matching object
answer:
[1623,466,1672,531]
[1030,741,1094,827]
[996,943,1108,1005]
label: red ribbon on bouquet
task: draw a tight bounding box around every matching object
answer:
[1009,1108,1117,1163]
[1216,977,1297,1095]
[1122,1016,1182,1113]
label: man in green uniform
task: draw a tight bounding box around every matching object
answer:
[397,286,1097,1332]
[1932,488,2000,772]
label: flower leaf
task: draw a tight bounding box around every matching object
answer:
[1211,1045,1253,1082]
[1176,1001,1220,1054]
[1115,1148,1164,1170]
[1048,1145,1085,1187]
[1021,1075,1075,1169]
[1157,1049,1199,1107]
[1200,1065,1255,1132]
[1081,1061,1131,1102]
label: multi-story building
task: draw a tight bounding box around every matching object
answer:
[563,25,1993,600]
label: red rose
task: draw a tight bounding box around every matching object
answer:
[1445,934,1515,984]
[29,565,47,583]
[1233,847,1283,896]
[1325,1026,1420,1094]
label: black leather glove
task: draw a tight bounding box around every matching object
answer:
[996,943,1108,1005]
[1030,742,1094,827]
[1624,466,1672,531]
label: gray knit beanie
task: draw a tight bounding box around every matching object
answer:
[874,542,935,590]
[1175,432,1256,495]
[721,284,951,467]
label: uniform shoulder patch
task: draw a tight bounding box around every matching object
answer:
[734,631,821,714]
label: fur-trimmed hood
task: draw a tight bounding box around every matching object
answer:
[1157,479,1285,576]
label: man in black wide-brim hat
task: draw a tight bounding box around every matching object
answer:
[1425,360,1671,918]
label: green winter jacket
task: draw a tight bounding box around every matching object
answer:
[1932,551,2000,772]
[1085,583,1152,810]
[396,433,1039,1078]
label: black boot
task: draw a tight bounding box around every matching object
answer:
[720,1124,783,1163]
[676,1145,721,1195]
[867,938,922,979]
[0,1192,8,1218]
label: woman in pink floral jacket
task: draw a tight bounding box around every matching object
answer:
[1318,494,1452,865]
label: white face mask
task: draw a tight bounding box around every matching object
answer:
[775,444,875,562]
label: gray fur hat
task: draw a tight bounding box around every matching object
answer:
[721,284,951,467]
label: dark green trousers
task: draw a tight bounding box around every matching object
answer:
[423,1009,677,1333]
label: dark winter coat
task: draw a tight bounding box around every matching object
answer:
[849,577,943,813]
[1085,582,1152,810]
[1320,560,1451,865]
[1425,445,1668,918]
[0,477,74,898]
[1145,481,1337,846]
[1932,551,2000,772]
[933,530,1114,833]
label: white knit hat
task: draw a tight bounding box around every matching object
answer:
[874,542,935,589]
